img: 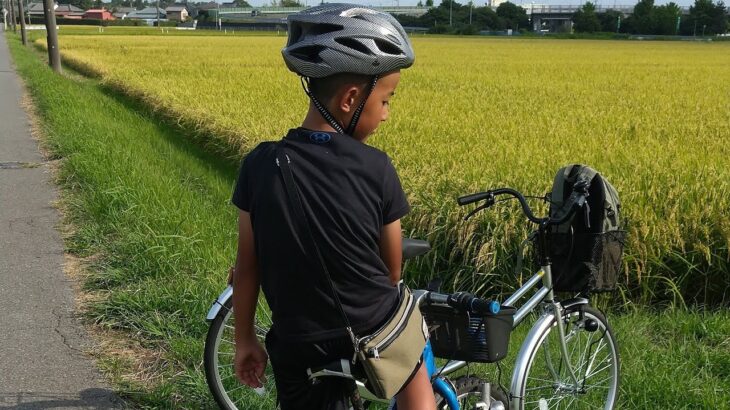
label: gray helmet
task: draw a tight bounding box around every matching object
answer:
[282,3,415,78]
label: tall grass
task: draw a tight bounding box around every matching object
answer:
[9,33,730,409]
[40,34,730,305]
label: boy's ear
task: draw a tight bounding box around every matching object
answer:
[337,86,362,114]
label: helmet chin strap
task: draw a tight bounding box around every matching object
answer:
[301,75,379,137]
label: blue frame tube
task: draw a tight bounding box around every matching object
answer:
[392,342,460,410]
[433,378,460,409]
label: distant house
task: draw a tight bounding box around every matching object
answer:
[27,3,46,18]
[55,4,85,18]
[196,2,219,11]
[112,6,135,19]
[126,7,165,20]
[165,5,188,21]
[27,2,84,19]
[83,8,114,20]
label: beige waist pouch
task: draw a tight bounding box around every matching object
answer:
[357,285,429,399]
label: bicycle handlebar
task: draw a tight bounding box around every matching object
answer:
[424,291,501,315]
[457,187,586,226]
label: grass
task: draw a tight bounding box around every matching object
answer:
[7,32,730,409]
[31,31,730,307]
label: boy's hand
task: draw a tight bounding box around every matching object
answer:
[234,335,268,388]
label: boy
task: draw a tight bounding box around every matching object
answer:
[231,4,436,409]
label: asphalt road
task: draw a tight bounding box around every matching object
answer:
[0,33,124,409]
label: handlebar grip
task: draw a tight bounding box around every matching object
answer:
[447,292,501,315]
[470,298,501,315]
[457,192,490,206]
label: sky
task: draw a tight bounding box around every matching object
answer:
[239,0,699,8]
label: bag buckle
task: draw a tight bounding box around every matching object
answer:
[347,326,359,364]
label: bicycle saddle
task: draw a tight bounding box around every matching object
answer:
[402,238,431,260]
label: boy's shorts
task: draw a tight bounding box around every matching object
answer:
[265,330,359,410]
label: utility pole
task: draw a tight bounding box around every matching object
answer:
[469,0,472,25]
[42,0,61,73]
[156,0,160,28]
[9,0,16,33]
[449,0,452,26]
[16,0,26,44]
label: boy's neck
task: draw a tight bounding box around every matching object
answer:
[301,104,340,134]
[301,103,367,142]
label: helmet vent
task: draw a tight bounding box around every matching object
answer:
[335,37,373,55]
[290,45,327,63]
[374,39,402,56]
[306,23,344,36]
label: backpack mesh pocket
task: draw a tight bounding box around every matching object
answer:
[547,230,626,293]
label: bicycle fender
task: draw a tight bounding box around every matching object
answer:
[509,311,556,410]
[560,297,589,311]
[206,285,233,321]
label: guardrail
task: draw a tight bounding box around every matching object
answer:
[213,5,430,16]
[210,4,691,17]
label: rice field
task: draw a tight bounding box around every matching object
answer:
[42,34,730,305]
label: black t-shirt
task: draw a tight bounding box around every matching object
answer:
[232,128,410,342]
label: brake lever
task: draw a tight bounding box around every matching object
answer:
[463,194,495,221]
[463,204,486,221]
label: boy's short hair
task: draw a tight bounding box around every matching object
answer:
[309,73,373,105]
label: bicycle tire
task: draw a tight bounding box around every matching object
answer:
[435,376,509,410]
[515,305,620,410]
[203,298,277,410]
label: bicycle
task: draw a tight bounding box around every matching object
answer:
[204,185,620,410]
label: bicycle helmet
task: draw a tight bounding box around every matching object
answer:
[282,3,415,135]
[282,3,415,78]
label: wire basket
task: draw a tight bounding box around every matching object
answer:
[421,304,515,363]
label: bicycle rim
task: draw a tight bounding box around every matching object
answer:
[204,298,276,410]
[518,306,619,410]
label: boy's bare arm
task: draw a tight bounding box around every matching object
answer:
[233,210,259,343]
[380,219,403,286]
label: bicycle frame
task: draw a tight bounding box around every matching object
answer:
[416,261,590,410]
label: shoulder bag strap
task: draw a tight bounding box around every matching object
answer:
[274,141,360,355]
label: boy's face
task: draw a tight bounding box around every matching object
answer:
[350,71,400,142]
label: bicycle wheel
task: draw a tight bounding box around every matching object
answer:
[204,297,277,410]
[435,376,509,410]
[515,305,620,410]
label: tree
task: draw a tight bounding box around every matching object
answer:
[496,1,529,29]
[232,0,251,6]
[278,0,302,6]
[426,0,434,7]
[133,0,143,9]
[417,1,423,7]
[653,2,681,34]
[68,0,93,9]
[573,2,601,32]
[682,0,728,35]
[472,5,503,29]
[598,9,623,32]
[631,0,655,33]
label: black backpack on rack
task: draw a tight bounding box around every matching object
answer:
[545,164,626,293]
